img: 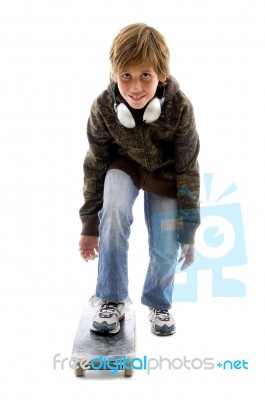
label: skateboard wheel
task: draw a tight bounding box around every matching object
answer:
[75,362,85,377]
[124,359,133,377]
[124,367,133,377]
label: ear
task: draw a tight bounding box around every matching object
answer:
[158,74,167,83]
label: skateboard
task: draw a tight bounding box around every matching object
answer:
[71,296,136,377]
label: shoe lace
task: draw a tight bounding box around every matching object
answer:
[99,302,117,318]
[149,308,170,321]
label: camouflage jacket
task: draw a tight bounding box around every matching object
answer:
[80,76,200,243]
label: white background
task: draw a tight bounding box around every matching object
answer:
[0,0,264,398]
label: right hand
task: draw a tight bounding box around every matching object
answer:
[79,235,99,262]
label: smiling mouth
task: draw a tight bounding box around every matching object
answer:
[128,95,145,102]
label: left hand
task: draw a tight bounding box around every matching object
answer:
[178,244,194,270]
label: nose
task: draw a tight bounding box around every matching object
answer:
[130,78,142,93]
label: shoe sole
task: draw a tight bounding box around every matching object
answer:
[151,324,176,336]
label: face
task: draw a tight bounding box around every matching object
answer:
[116,63,166,109]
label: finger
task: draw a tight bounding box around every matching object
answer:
[181,260,191,270]
[79,247,91,262]
[178,254,184,263]
[180,254,194,270]
[86,251,94,260]
[82,249,98,261]
[178,250,188,263]
[178,244,190,262]
[80,252,88,262]
[89,249,98,258]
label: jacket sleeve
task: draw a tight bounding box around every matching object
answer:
[79,98,113,236]
[174,103,200,244]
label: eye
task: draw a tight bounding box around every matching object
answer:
[142,73,151,79]
[121,73,131,80]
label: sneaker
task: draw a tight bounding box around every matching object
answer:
[91,302,125,334]
[149,309,176,336]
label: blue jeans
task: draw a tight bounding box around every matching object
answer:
[96,169,179,309]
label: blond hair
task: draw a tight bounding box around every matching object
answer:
[109,23,170,81]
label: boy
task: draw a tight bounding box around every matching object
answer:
[79,23,200,336]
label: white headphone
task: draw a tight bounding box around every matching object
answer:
[113,86,165,129]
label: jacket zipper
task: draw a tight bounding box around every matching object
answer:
[138,124,151,172]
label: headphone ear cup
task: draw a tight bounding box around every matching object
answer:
[116,103,136,129]
[143,97,162,124]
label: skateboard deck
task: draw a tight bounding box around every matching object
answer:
[71,296,136,377]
